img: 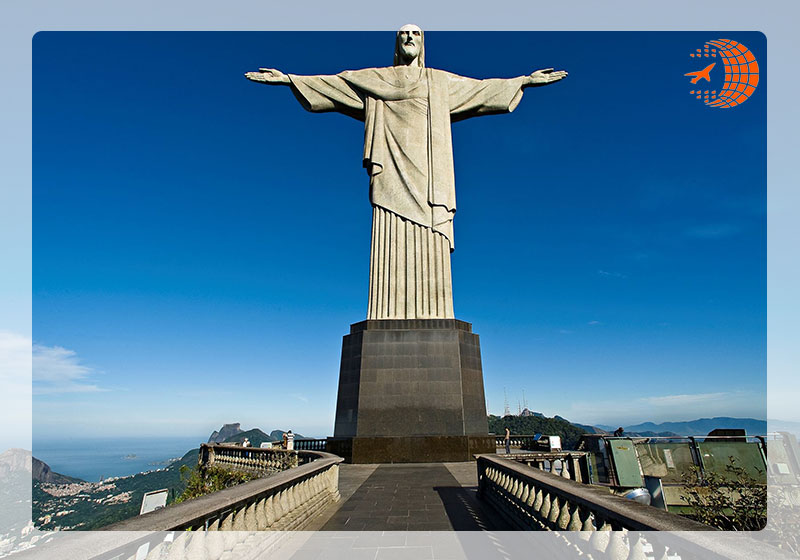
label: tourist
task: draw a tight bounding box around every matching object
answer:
[504,427,511,455]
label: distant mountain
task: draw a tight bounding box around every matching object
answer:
[0,448,30,478]
[214,427,308,448]
[623,417,766,436]
[32,457,84,484]
[208,423,244,443]
[572,423,608,435]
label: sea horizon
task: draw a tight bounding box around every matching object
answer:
[32,435,208,482]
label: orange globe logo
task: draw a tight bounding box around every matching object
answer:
[685,39,760,108]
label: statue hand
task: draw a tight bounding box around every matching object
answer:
[526,68,568,87]
[244,68,290,85]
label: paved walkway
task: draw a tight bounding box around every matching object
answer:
[305,462,513,532]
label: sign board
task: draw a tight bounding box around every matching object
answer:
[140,488,169,515]
[608,439,644,487]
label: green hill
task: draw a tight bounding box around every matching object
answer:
[33,448,199,531]
[488,414,587,450]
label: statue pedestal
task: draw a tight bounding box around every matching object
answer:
[327,319,494,463]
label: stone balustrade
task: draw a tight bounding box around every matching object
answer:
[477,454,737,559]
[103,449,343,532]
[201,443,304,475]
[508,451,592,483]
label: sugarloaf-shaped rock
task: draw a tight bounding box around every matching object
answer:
[208,423,244,443]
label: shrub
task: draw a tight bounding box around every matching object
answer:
[680,456,766,530]
[175,464,255,503]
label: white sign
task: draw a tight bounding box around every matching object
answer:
[140,488,169,515]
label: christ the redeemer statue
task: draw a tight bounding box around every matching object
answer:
[246,25,566,320]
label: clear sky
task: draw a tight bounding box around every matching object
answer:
[31,31,766,440]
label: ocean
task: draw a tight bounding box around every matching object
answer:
[32,436,207,482]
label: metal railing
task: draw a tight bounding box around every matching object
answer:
[293,438,327,451]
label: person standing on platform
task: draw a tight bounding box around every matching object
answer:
[504,427,511,455]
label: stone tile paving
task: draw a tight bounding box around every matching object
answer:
[289,462,516,560]
[320,463,512,531]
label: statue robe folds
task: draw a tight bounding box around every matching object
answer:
[289,67,526,319]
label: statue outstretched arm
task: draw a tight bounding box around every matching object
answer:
[446,67,567,121]
[245,67,364,120]
[523,68,568,88]
[244,68,291,85]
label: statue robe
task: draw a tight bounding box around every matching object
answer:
[289,67,526,319]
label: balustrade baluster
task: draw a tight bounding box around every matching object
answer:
[567,503,583,531]
[244,501,258,531]
[505,472,514,494]
[521,483,533,511]
[625,532,647,560]
[254,496,268,530]
[607,529,629,560]
[532,486,543,513]
[540,491,551,523]
[220,509,234,531]
[592,518,613,552]
[273,489,285,522]
[265,494,276,527]
[557,497,571,529]
[547,494,561,528]
[561,459,571,479]
[232,505,247,531]
[520,482,530,504]
[580,508,595,532]
[571,456,582,482]
[287,484,297,513]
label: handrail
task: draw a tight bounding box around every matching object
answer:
[103,450,343,531]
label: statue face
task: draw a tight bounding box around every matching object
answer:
[397,24,422,63]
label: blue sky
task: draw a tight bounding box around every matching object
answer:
[31,32,766,440]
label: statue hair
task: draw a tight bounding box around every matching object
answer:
[393,28,425,67]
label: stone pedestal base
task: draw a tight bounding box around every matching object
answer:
[331,319,491,463]
[327,435,495,464]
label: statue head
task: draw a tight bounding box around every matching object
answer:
[394,24,424,67]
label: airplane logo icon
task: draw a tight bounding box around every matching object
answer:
[685,63,716,84]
